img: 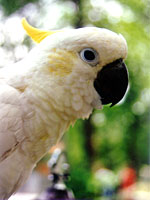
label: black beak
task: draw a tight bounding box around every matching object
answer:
[94,58,128,107]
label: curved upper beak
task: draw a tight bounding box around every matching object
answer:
[94,58,128,107]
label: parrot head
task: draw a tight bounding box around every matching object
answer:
[22,19,128,113]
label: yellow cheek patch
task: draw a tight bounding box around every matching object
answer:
[48,49,77,76]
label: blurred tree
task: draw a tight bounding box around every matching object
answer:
[0,0,39,15]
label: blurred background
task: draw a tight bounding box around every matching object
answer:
[0,0,149,199]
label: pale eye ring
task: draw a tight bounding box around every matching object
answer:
[80,48,99,66]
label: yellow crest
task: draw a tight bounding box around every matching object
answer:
[22,18,60,43]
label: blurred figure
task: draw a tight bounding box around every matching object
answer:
[35,148,74,200]
[118,166,136,200]
[95,168,119,200]
[119,167,136,189]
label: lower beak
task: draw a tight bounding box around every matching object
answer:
[94,58,128,107]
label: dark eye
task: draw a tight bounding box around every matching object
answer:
[80,48,99,66]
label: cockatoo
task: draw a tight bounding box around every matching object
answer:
[0,18,128,199]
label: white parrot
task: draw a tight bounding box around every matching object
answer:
[0,18,128,199]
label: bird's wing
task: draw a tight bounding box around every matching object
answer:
[0,83,31,199]
[0,84,25,160]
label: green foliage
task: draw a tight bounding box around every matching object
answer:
[0,0,39,15]
[65,120,92,198]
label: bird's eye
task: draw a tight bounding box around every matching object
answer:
[80,48,99,66]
